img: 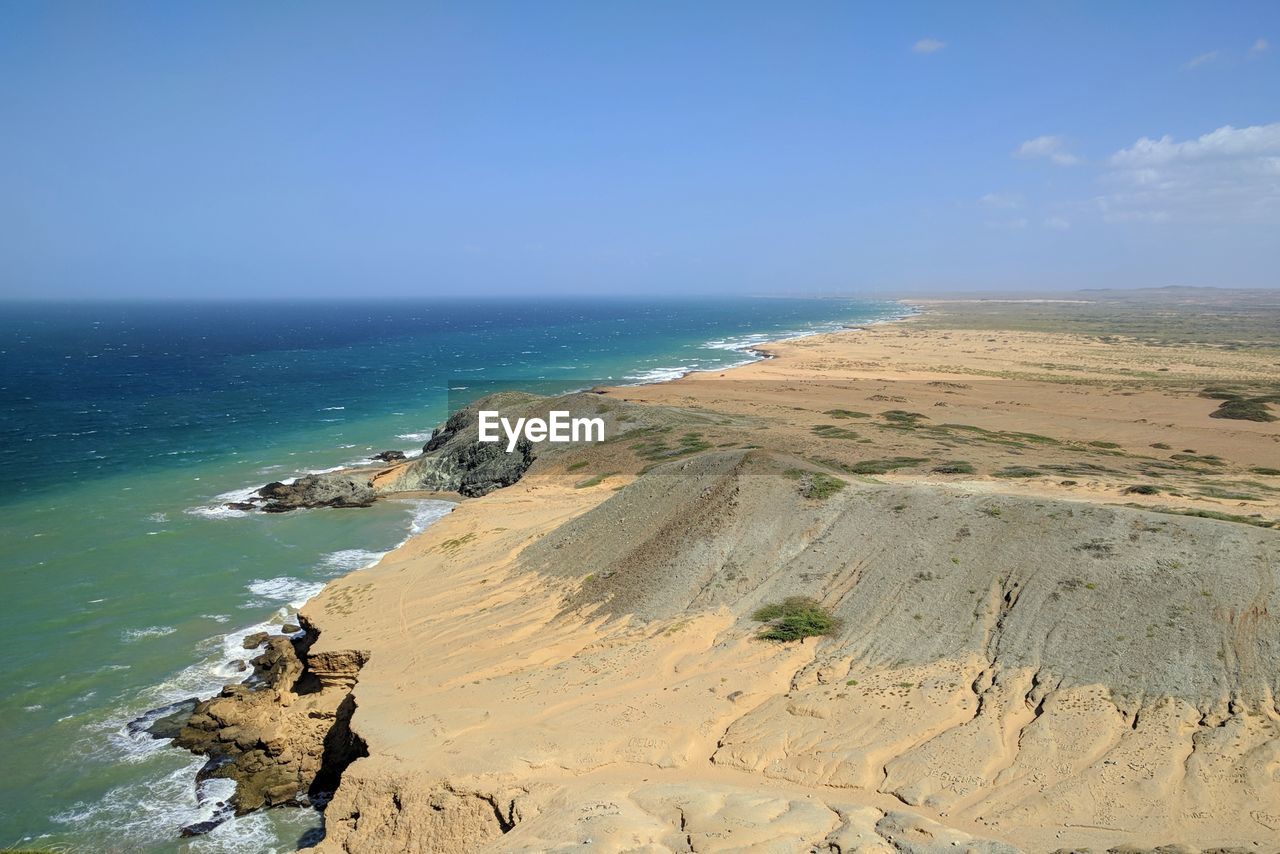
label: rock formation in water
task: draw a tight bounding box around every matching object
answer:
[256,474,377,512]
[173,620,369,819]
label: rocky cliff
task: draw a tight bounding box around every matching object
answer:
[173,619,369,819]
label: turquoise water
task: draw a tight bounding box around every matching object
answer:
[0,297,902,852]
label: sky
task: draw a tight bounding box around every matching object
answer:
[1,1,1277,299]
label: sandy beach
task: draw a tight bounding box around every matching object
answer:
[174,291,1280,853]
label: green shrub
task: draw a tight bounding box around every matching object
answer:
[812,424,860,440]
[880,410,928,424]
[931,461,975,474]
[1211,398,1276,422]
[800,472,846,500]
[993,466,1041,478]
[824,409,869,419]
[752,597,842,642]
[848,456,928,474]
[1124,484,1160,495]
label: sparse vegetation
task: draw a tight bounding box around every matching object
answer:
[880,410,928,425]
[824,409,869,419]
[1211,398,1276,422]
[574,472,618,488]
[847,456,928,474]
[566,460,589,471]
[800,472,845,500]
[993,466,1041,478]
[1123,484,1160,495]
[931,460,975,474]
[752,597,842,642]
[1138,506,1276,528]
[811,424,860,440]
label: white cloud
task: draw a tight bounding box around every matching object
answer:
[1014,135,1080,166]
[913,38,945,54]
[1043,217,1071,230]
[1251,38,1269,55]
[978,192,1021,209]
[1099,122,1280,223]
[1185,50,1220,69]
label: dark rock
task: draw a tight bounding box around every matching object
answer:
[127,697,199,740]
[256,473,375,512]
[225,502,257,512]
[242,631,269,649]
[180,818,225,837]
[371,450,407,463]
[282,623,301,634]
[232,659,248,672]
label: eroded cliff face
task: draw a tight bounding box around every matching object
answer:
[294,450,1280,853]
[173,619,369,816]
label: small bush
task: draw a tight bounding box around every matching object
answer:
[993,466,1040,478]
[931,461,975,474]
[824,409,869,419]
[800,472,846,500]
[849,456,928,474]
[1124,484,1161,495]
[1252,467,1280,476]
[1211,398,1276,422]
[880,410,928,424]
[753,597,842,642]
[812,424,860,440]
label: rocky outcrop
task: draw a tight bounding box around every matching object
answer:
[371,450,407,463]
[173,619,369,823]
[379,395,541,497]
[127,697,200,741]
[379,391,693,498]
[255,473,376,512]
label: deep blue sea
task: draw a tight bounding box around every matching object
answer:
[0,297,902,852]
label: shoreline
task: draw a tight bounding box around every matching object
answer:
[163,293,1280,851]
[113,299,905,845]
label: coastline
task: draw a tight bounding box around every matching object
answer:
[167,293,1279,852]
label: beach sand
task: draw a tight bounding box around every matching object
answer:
[208,293,1280,852]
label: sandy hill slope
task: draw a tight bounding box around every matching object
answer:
[292,448,1280,853]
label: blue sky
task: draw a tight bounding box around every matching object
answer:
[1,2,1277,298]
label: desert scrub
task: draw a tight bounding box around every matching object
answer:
[753,597,842,642]
[801,472,845,500]
[1210,398,1277,422]
[993,466,1041,478]
[574,472,618,488]
[848,456,928,474]
[812,424,860,440]
[931,460,975,474]
[824,408,869,419]
[880,409,928,425]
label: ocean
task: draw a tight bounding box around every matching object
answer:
[0,297,903,852]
